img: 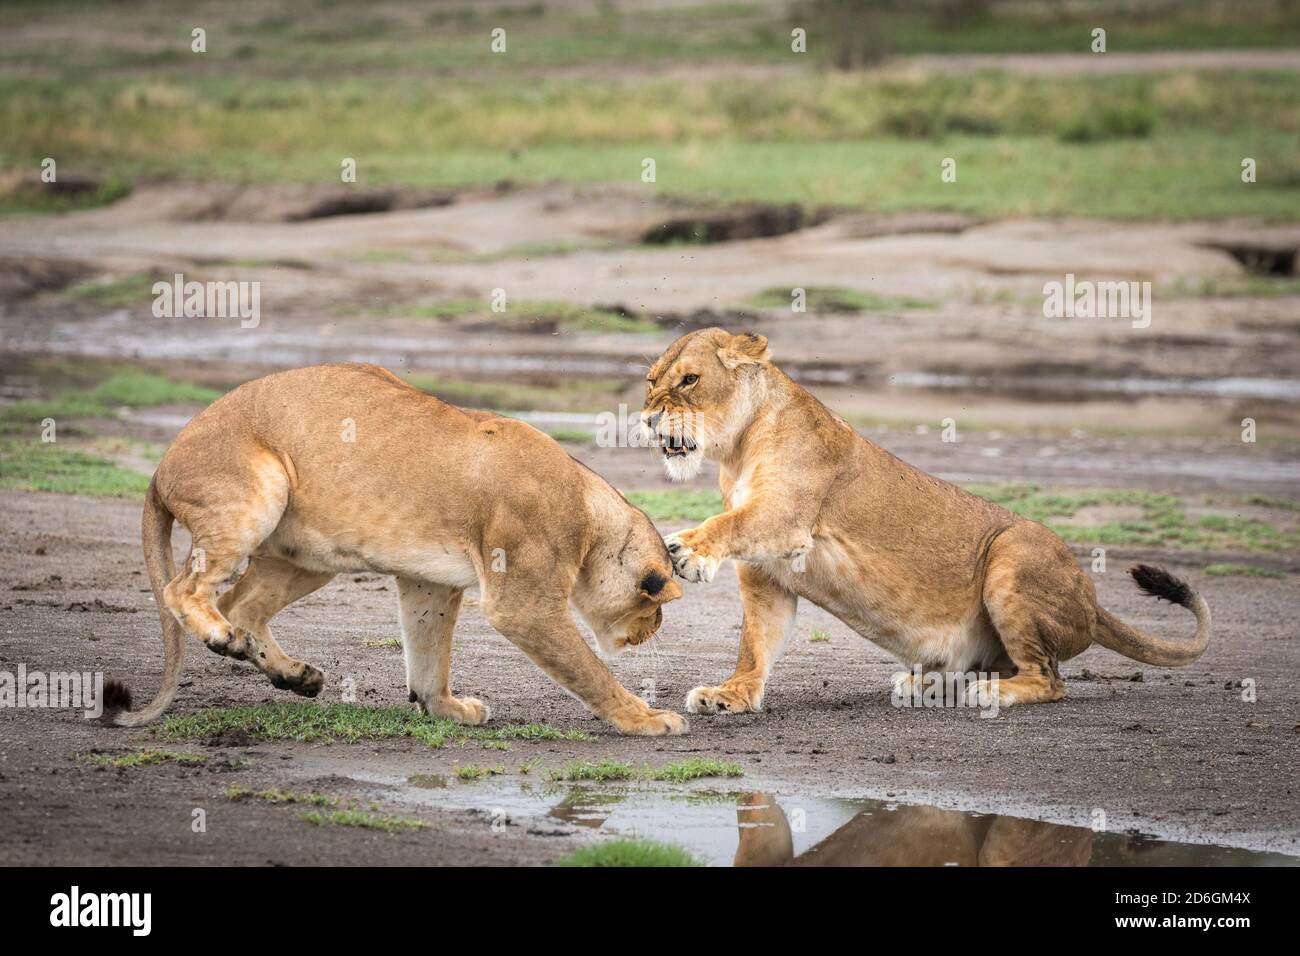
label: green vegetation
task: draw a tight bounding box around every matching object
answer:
[0,442,150,497]
[642,758,744,784]
[810,629,831,643]
[403,373,623,413]
[87,748,207,769]
[554,838,702,868]
[362,638,402,650]
[1,369,220,434]
[966,484,1300,554]
[750,285,934,313]
[297,809,428,832]
[4,0,1299,221]
[1167,277,1300,299]
[371,299,658,335]
[153,702,592,748]
[543,428,595,445]
[548,757,744,784]
[226,786,335,807]
[455,764,506,781]
[1202,563,1287,579]
[549,759,636,783]
[624,489,724,522]
[66,273,160,309]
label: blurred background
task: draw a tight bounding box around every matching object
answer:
[1,0,1298,562]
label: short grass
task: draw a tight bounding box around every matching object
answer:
[87,748,207,769]
[297,809,428,832]
[226,786,335,807]
[455,764,505,781]
[0,369,221,434]
[370,299,658,335]
[750,285,934,313]
[152,702,592,748]
[403,373,624,414]
[362,638,402,650]
[967,484,1300,554]
[624,489,723,522]
[1202,563,1287,579]
[810,629,832,643]
[554,838,703,868]
[543,428,595,445]
[547,757,743,784]
[66,273,161,309]
[0,441,150,497]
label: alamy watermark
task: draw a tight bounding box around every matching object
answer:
[1,665,105,719]
[891,666,1000,718]
[1043,273,1150,329]
[152,273,260,328]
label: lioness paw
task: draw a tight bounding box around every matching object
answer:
[665,531,720,583]
[686,684,761,715]
[617,708,688,736]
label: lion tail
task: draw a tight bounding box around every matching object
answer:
[103,480,186,726]
[1093,564,1211,667]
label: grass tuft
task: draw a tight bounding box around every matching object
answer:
[297,809,428,832]
[554,838,703,867]
[87,748,207,768]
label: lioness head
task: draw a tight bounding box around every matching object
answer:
[571,507,682,653]
[642,327,771,481]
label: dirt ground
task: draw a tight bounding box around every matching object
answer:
[1,184,1298,865]
[1,431,1297,865]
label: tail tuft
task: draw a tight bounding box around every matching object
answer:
[1129,564,1193,608]
[100,679,133,723]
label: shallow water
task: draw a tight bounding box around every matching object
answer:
[384,777,1298,867]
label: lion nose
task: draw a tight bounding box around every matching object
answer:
[643,411,663,430]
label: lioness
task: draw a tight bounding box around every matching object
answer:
[105,363,687,736]
[641,328,1210,713]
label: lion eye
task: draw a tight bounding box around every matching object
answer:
[679,374,699,387]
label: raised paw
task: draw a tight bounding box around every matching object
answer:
[685,682,762,715]
[271,662,324,697]
[664,530,721,583]
[615,707,688,736]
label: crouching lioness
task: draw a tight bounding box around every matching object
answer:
[641,328,1210,713]
[105,363,686,736]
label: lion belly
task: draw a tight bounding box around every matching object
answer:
[752,534,1003,672]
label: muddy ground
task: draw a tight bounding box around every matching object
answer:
[1,184,1298,865]
[1,436,1297,866]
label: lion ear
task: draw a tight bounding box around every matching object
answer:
[717,332,770,369]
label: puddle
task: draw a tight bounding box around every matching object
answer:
[369,775,1298,867]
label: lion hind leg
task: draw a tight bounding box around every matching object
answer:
[218,556,333,697]
[975,535,1081,708]
[396,577,487,725]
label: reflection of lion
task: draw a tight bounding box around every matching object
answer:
[733,793,1094,867]
[105,363,687,736]
[642,329,1211,714]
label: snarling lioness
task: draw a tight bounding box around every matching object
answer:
[642,328,1211,713]
[106,363,686,736]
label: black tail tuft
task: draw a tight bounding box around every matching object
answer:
[100,679,133,723]
[1129,564,1193,608]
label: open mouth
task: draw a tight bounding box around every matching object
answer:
[658,434,697,459]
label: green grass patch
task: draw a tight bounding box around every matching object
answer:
[809,629,831,643]
[87,748,207,769]
[0,440,150,497]
[297,809,428,832]
[66,273,160,309]
[749,285,934,313]
[641,758,743,784]
[456,764,506,781]
[548,757,744,784]
[1167,277,1300,299]
[362,638,402,650]
[554,838,702,868]
[403,373,623,414]
[373,299,658,335]
[153,702,592,748]
[966,484,1300,554]
[1202,563,1287,579]
[543,428,595,444]
[548,759,636,783]
[226,785,335,807]
[1,369,220,433]
[624,489,723,522]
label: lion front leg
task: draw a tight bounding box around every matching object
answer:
[687,564,796,715]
